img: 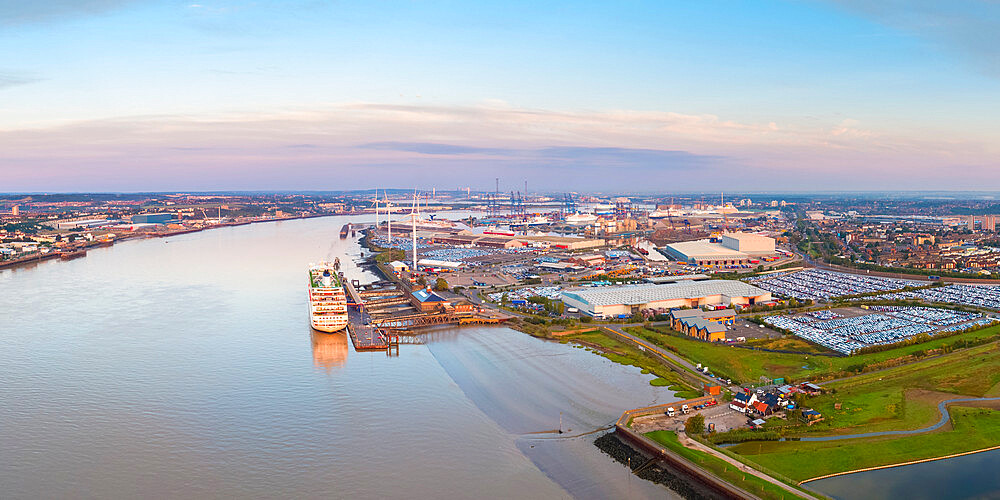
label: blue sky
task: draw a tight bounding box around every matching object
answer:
[2,1,999,192]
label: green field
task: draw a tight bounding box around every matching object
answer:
[721,343,1000,481]
[728,407,1000,482]
[562,331,702,399]
[627,324,1000,384]
[788,343,1000,436]
[645,431,810,500]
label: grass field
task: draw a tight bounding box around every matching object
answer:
[627,324,1000,384]
[789,343,1000,436]
[728,407,1000,482]
[645,431,810,500]
[562,331,702,399]
[720,343,1000,481]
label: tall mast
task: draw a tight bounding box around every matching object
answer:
[386,191,392,240]
[412,190,418,273]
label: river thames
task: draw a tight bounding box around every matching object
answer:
[1,214,684,499]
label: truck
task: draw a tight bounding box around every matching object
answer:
[666,407,676,417]
[681,404,690,414]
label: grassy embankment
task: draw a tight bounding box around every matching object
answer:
[625,324,1000,384]
[731,407,1000,482]
[645,431,811,500]
[560,330,702,399]
[726,342,1000,481]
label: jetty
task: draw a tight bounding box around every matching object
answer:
[339,268,508,350]
[343,276,398,350]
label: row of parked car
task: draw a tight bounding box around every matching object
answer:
[665,399,718,417]
[746,269,921,301]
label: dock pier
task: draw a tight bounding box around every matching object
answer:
[340,269,509,351]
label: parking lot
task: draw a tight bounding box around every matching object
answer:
[866,284,1000,311]
[727,320,782,341]
[631,401,749,434]
[761,306,995,354]
[745,269,921,301]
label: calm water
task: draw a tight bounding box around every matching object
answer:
[1,215,681,499]
[809,448,1000,500]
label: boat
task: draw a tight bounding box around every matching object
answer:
[399,213,455,231]
[308,260,349,333]
[526,215,550,226]
[58,248,87,260]
[565,213,598,226]
[648,209,674,219]
[483,226,515,236]
[340,224,350,239]
[592,204,615,216]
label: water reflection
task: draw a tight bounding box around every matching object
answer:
[310,330,349,370]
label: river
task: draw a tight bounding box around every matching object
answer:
[0,214,681,499]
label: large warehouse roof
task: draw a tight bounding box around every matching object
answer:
[665,240,748,260]
[561,280,768,306]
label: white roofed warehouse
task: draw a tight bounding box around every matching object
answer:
[560,280,771,318]
[663,232,776,266]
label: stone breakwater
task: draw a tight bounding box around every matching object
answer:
[594,431,725,500]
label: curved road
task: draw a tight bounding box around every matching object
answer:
[800,396,1000,442]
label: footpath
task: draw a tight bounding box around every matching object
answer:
[677,432,824,500]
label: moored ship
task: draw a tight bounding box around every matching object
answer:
[308,260,349,333]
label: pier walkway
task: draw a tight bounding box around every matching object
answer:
[343,276,396,350]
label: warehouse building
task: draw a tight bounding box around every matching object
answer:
[560,280,771,318]
[668,309,737,342]
[721,232,775,255]
[663,232,775,266]
[131,213,173,224]
[55,218,118,230]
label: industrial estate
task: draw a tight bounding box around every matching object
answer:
[5,189,1000,500]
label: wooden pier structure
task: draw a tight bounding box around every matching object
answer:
[343,276,399,351]
[339,269,509,350]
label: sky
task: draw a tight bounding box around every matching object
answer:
[2,0,1000,193]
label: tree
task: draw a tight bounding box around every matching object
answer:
[434,278,449,291]
[685,414,705,436]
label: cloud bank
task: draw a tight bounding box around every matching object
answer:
[0,102,995,192]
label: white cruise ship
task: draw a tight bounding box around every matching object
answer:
[308,261,349,333]
[565,212,598,225]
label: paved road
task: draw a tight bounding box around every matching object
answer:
[603,323,744,392]
[799,396,1000,442]
[678,431,824,500]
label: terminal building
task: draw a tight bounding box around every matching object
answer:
[560,280,771,318]
[663,232,775,266]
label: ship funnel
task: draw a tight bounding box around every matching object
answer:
[322,275,332,287]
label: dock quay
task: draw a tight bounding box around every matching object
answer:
[342,276,399,350]
[340,266,509,349]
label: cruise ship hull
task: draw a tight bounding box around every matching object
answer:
[310,318,349,333]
